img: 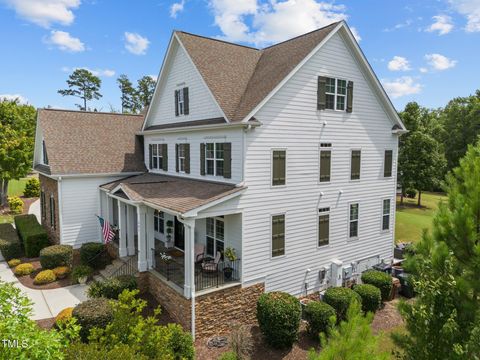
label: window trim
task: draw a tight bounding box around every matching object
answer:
[271,148,287,188]
[178,143,186,173]
[177,88,185,116]
[383,149,393,178]
[325,77,348,111]
[319,143,332,183]
[151,144,164,171]
[317,207,330,248]
[270,213,286,259]
[381,198,392,232]
[49,194,56,230]
[349,148,362,181]
[205,142,225,177]
[206,216,225,258]
[348,202,359,240]
[40,190,46,220]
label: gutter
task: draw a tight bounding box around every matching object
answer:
[138,120,261,136]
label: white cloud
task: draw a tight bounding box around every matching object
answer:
[170,0,185,18]
[419,67,428,73]
[448,0,480,32]
[209,0,349,46]
[45,30,85,52]
[382,76,422,98]
[124,32,150,55]
[383,19,413,32]
[62,66,115,77]
[4,0,80,28]
[426,15,454,35]
[425,53,457,70]
[0,94,28,104]
[388,56,411,71]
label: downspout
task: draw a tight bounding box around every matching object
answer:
[57,176,63,243]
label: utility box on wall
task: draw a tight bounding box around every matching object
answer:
[330,259,343,287]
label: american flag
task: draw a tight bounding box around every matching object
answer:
[97,216,115,244]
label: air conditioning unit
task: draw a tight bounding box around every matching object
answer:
[331,259,343,287]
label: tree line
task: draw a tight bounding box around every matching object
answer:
[57,68,156,113]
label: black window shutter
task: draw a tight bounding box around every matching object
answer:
[174,90,179,116]
[149,144,153,169]
[317,76,326,110]
[223,142,232,179]
[175,144,179,172]
[184,143,190,174]
[200,143,206,175]
[162,144,168,171]
[346,81,354,113]
[183,87,189,115]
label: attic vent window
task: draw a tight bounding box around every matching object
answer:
[175,87,189,116]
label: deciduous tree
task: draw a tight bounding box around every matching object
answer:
[117,74,138,113]
[136,75,156,109]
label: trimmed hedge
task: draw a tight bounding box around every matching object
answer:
[323,287,362,322]
[53,266,70,279]
[55,307,73,326]
[40,245,73,269]
[257,291,301,349]
[14,263,34,276]
[8,259,21,267]
[8,196,23,214]
[14,214,49,257]
[73,298,114,341]
[304,301,336,339]
[0,223,23,260]
[80,242,107,269]
[353,284,382,313]
[87,275,137,299]
[361,270,393,301]
[34,270,56,285]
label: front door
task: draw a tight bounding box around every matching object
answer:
[174,217,185,251]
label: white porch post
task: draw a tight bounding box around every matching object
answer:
[118,201,127,257]
[127,205,136,256]
[146,207,155,269]
[137,205,148,272]
[181,218,196,299]
[107,196,114,223]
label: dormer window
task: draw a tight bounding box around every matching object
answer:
[174,87,189,116]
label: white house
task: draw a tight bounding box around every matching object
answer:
[34,21,407,338]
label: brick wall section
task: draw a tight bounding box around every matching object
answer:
[39,174,60,244]
[195,283,265,338]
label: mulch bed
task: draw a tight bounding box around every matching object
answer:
[36,318,56,329]
[371,298,405,334]
[13,258,73,290]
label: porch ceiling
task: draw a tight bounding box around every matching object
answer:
[101,173,245,214]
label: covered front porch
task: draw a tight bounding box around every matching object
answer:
[99,173,245,298]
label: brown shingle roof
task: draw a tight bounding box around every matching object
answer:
[101,173,245,214]
[176,22,339,122]
[38,109,146,175]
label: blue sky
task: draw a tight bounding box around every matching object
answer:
[0,0,479,112]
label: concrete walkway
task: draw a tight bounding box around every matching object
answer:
[28,199,41,223]
[0,253,88,320]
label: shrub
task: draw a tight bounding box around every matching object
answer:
[23,177,40,198]
[80,242,107,269]
[361,270,393,301]
[8,196,23,214]
[0,223,23,260]
[73,297,113,341]
[88,275,137,299]
[72,265,93,283]
[405,188,417,199]
[55,307,73,325]
[353,284,382,313]
[14,214,49,257]
[256,291,301,349]
[14,263,34,276]
[323,287,362,322]
[34,269,56,285]
[229,323,253,360]
[219,351,238,360]
[64,343,146,360]
[304,301,336,339]
[40,245,73,269]
[8,259,21,267]
[53,266,70,279]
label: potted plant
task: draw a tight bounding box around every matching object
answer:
[165,220,174,244]
[159,252,173,264]
[72,265,93,284]
[223,247,237,280]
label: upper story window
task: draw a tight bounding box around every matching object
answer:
[350,150,361,180]
[319,143,332,182]
[42,140,49,165]
[318,207,330,247]
[272,150,286,186]
[149,144,168,171]
[317,76,353,112]
[200,142,232,179]
[174,87,189,116]
[384,150,393,178]
[271,214,285,257]
[175,143,190,174]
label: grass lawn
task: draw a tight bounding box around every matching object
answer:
[377,325,406,358]
[7,178,29,197]
[395,192,447,244]
[0,214,14,224]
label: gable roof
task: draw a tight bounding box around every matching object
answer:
[36,109,146,175]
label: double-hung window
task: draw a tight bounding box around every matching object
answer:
[271,214,285,257]
[318,207,330,246]
[349,203,359,238]
[325,78,347,111]
[272,150,286,186]
[177,89,184,115]
[154,210,164,234]
[178,144,186,172]
[205,143,224,176]
[152,144,164,170]
[319,143,331,182]
[49,195,56,230]
[384,150,393,178]
[206,217,224,257]
[382,199,391,231]
[351,150,361,180]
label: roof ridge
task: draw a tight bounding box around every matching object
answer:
[39,108,144,117]
[176,31,260,51]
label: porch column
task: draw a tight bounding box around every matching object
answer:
[127,205,136,256]
[118,201,127,257]
[181,218,196,299]
[107,196,114,224]
[137,205,148,272]
[146,207,155,269]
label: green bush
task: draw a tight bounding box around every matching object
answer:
[23,177,40,198]
[361,270,393,301]
[0,223,23,260]
[73,298,113,341]
[88,275,137,299]
[8,196,24,214]
[219,351,238,360]
[80,242,107,269]
[323,287,362,322]
[34,270,56,285]
[39,245,73,269]
[304,301,336,339]
[72,265,93,283]
[14,263,34,276]
[353,284,382,313]
[14,214,50,257]
[256,291,301,349]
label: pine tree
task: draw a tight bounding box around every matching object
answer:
[117,74,138,113]
[136,75,156,109]
[58,69,102,111]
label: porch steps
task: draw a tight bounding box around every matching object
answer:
[93,256,138,281]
